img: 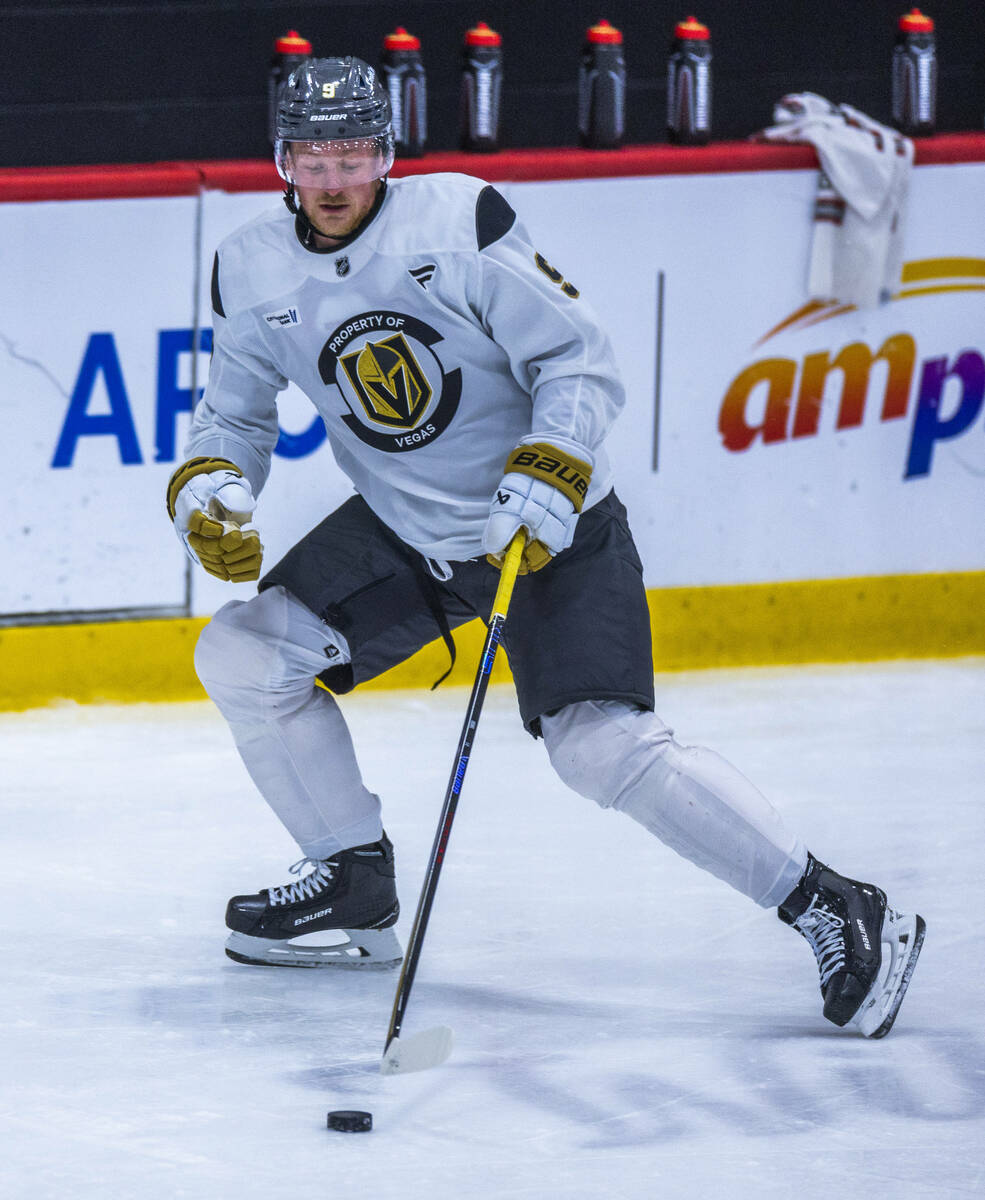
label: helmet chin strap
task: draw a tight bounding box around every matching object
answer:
[283,179,388,253]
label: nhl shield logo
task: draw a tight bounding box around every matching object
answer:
[335,256,350,278]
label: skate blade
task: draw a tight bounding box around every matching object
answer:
[851,910,926,1038]
[225,926,403,969]
[380,1026,454,1075]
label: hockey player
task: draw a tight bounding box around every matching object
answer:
[168,57,924,1037]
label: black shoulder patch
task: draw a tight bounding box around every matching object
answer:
[475,185,517,251]
[210,252,225,317]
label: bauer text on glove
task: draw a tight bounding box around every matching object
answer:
[167,457,263,582]
[481,442,592,573]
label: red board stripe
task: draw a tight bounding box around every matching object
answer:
[1,133,983,203]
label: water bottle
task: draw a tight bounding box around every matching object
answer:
[578,18,626,149]
[892,8,937,137]
[460,20,503,152]
[667,16,711,145]
[381,26,427,157]
[268,29,312,144]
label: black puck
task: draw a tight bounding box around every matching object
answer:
[327,1110,373,1133]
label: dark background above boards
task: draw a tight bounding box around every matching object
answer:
[2,0,983,167]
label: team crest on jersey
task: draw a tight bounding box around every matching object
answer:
[319,311,461,452]
[340,333,432,428]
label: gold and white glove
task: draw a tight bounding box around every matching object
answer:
[166,457,263,582]
[482,442,592,574]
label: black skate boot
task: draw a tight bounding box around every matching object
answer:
[778,853,925,1037]
[224,833,402,968]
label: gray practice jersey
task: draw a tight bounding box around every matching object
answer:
[186,172,625,561]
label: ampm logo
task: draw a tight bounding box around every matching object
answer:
[718,258,985,479]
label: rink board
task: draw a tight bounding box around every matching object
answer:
[2,570,983,711]
[2,142,984,705]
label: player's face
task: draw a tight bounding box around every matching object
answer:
[289,143,384,244]
[295,176,381,242]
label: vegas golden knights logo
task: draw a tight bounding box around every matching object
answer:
[319,310,462,453]
[339,333,432,428]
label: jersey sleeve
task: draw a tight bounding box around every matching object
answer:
[471,191,625,466]
[182,252,287,496]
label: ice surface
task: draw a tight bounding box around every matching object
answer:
[2,660,983,1199]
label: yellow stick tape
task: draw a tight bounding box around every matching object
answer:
[491,531,526,620]
[2,571,983,711]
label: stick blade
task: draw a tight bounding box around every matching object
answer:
[380,1026,454,1075]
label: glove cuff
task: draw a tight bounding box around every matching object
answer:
[166,456,243,521]
[503,442,592,512]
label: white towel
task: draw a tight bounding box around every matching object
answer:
[759,93,914,309]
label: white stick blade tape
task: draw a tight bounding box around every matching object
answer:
[380,1026,454,1075]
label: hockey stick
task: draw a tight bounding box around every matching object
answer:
[381,530,526,1076]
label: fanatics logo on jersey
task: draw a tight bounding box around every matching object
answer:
[335,257,350,278]
[318,310,462,453]
[408,263,436,290]
[264,307,302,328]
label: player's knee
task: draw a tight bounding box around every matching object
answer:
[196,586,344,724]
[542,699,674,810]
[195,588,302,703]
[194,598,258,698]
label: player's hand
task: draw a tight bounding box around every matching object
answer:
[166,457,263,582]
[482,442,592,574]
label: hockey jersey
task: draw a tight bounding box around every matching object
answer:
[186,172,624,561]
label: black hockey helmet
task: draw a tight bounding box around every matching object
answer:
[274,56,395,186]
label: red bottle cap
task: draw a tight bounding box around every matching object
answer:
[384,26,421,51]
[587,19,623,45]
[275,29,312,55]
[674,16,710,40]
[465,21,502,47]
[899,8,934,33]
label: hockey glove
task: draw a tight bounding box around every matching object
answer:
[482,442,592,574]
[166,457,263,582]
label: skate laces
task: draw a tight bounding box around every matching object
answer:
[794,896,847,987]
[269,857,336,906]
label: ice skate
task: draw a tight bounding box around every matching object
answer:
[778,854,925,1038]
[225,834,402,968]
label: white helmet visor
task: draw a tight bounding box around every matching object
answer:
[275,134,395,189]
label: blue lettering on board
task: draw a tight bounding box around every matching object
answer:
[51,333,142,467]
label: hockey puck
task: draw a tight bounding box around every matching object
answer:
[326,1110,373,1133]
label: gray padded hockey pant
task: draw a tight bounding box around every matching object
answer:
[195,585,806,907]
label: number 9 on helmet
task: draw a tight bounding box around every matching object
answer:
[274,56,396,188]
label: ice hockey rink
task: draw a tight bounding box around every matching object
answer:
[3,658,983,1200]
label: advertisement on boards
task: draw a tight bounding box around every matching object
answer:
[0,196,200,616]
[509,166,985,587]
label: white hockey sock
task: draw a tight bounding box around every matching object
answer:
[541,699,807,907]
[194,586,383,859]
